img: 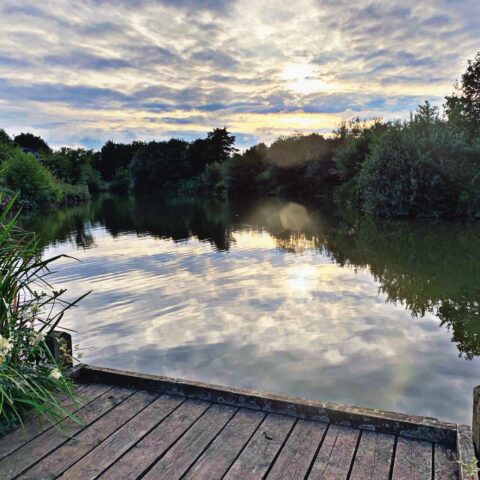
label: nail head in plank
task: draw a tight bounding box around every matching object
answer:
[61,394,183,480]
[224,413,296,480]
[98,398,210,480]
[392,436,433,480]
[19,390,159,479]
[350,431,395,480]
[142,403,237,480]
[266,418,327,480]
[184,408,266,480]
[308,424,360,480]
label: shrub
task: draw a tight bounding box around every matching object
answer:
[2,150,63,206]
[0,197,86,430]
[357,115,480,218]
[110,167,131,194]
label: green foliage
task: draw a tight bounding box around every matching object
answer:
[110,167,131,194]
[206,128,238,164]
[14,133,52,154]
[130,139,190,191]
[0,198,86,429]
[41,147,95,185]
[357,105,480,218]
[95,141,145,181]
[201,162,226,196]
[445,52,480,135]
[2,150,63,206]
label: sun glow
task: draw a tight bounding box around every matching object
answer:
[281,62,327,94]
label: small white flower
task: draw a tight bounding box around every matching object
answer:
[34,332,46,345]
[0,336,13,358]
[48,368,62,381]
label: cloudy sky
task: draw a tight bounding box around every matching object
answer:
[1,0,479,149]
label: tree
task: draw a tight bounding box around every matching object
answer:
[0,129,12,145]
[445,52,480,134]
[206,128,238,164]
[130,139,189,191]
[95,141,145,181]
[14,132,52,154]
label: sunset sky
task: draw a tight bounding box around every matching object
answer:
[1,0,479,149]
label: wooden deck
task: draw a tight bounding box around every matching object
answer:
[0,364,477,480]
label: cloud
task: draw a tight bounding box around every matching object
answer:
[0,0,479,147]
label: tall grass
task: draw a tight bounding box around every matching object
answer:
[0,196,88,432]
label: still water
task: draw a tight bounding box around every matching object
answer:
[22,194,480,424]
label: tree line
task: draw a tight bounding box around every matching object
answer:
[1,52,479,218]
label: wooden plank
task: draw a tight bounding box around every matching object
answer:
[0,386,133,479]
[350,431,395,480]
[143,403,237,480]
[392,436,433,480]
[19,390,159,479]
[434,444,459,480]
[457,424,479,480]
[76,364,457,445]
[308,424,360,480]
[99,399,210,480]
[0,382,103,461]
[184,408,266,480]
[266,419,327,480]
[224,413,296,480]
[61,394,184,480]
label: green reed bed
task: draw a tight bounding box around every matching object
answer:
[0,196,88,433]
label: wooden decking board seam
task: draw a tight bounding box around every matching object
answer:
[133,402,216,480]
[78,394,188,480]
[11,387,138,479]
[261,417,299,480]
[0,383,109,463]
[215,411,269,480]
[431,442,435,480]
[177,407,240,480]
[303,422,331,479]
[388,435,398,480]
[346,427,364,480]
[31,390,163,479]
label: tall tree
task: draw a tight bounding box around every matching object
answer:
[14,132,52,154]
[206,128,238,164]
[445,52,480,134]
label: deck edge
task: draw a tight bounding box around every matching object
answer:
[72,364,458,446]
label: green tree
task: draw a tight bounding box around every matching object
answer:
[14,132,52,154]
[445,52,480,134]
[2,150,63,205]
[206,128,238,164]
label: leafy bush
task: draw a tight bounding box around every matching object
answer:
[110,167,131,194]
[357,110,480,218]
[2,150,63,206]
[60,183,90,204]
[0,198,86,430]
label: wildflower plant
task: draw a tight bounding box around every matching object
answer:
[0,196,88,431]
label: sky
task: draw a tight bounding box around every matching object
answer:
[0,0,479,150]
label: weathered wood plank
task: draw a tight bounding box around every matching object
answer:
[60,394,183,480]
[434,443,459,480]
[0,386,133,479]
[142,403,237,480]
[392,436,433,480]
[19,390,159,479]
[99,398,210,480]
[0,382,102,461]
[224,413,296,480]
[349,431,395,480]
[308,424,360,480]
[266,419,327,480]
[75,364,457,445]
[184,408,266,480]
[457,424,479,480]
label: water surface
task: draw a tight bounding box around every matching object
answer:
[22,195,480,424]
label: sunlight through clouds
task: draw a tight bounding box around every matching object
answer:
[0,0,479,148]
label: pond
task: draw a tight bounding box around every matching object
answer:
[22,194,480,424]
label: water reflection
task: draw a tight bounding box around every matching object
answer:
[21,195,480,423]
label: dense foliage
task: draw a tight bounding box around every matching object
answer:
[1,52,479,218]
[0,198,85,431]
